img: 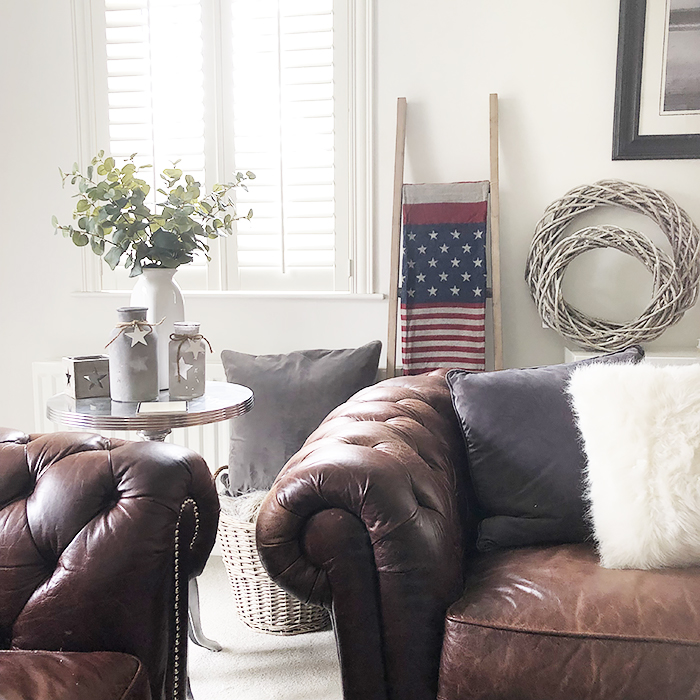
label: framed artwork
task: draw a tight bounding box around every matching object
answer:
[613,0,700,159]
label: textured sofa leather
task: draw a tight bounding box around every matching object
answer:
[0,650,151,700]
[439,544,700,700]
[0,428,219,700]
[257,371,700,700]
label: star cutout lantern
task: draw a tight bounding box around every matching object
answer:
[178,356,193,380]
[83,368,108,390]
[186,339,205,359]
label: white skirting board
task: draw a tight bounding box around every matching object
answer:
[32,361,231,473]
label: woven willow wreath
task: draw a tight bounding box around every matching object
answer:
[525,180,700,352]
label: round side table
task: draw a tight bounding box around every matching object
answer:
[46,381,253,442]
[46,381,254,659]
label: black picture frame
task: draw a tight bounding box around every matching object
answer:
[612,0,700,160]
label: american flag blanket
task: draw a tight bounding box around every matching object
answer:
[400,181,489,375]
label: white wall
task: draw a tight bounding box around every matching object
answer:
[2,0,700,433]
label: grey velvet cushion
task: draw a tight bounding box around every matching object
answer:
[221,341,382,493]
[446,346,645,552]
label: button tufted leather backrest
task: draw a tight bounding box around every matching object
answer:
[0,428,219,700]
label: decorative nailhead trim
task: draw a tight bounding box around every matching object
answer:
[173,498,200,700]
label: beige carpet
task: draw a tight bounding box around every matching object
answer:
[188,555,343,700]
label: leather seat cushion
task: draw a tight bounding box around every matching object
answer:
[438,544,700,700]
[0,650,151,700]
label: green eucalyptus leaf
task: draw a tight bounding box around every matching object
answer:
[129,259,143,277]
[112,228,127,246]
[152,230,181,250]
[104,245,123,270]
[51,215,59,228]
[72,231,89,247]
[90,237,105,256]
[104,156,115,170]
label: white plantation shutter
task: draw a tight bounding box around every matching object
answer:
[88,0,357,292]
[100,0,209,290]
[229,0,341,291]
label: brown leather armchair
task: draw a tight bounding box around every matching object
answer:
[256,370,700,700]
[0,428,219,700]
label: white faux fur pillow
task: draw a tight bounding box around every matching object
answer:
[568,361,700,570]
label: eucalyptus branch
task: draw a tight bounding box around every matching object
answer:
[54,150,254,277]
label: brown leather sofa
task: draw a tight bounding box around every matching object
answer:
[257,370,700,700]
[0,428,219,700]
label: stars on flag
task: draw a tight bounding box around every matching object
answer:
[401,222,487,305]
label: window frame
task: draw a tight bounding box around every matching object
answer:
[70,0,374,295]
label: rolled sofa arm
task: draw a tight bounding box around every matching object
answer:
[0,428,219,700]
[256,370,472,700]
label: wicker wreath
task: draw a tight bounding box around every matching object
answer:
[525,180,700,351]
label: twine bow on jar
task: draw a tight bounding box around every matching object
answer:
[105,318,164,348]
[169,332,213,381]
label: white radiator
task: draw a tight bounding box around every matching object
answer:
[32,361,231,473]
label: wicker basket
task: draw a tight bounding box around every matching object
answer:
[218,504,331,635]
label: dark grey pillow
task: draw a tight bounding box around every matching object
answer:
[221,341,382,493]
[446,346,645,551]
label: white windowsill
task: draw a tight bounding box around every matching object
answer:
[72,290,386,301]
